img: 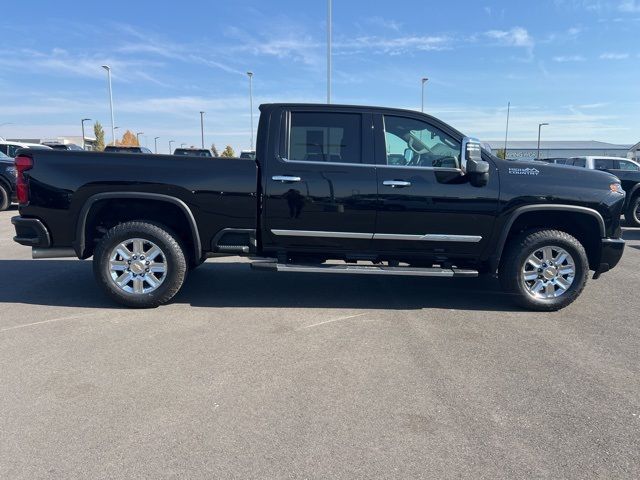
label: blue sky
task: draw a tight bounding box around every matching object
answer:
[1,0,639,152]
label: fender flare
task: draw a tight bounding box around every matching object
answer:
[491,204,605,271]
[75,192,202,260]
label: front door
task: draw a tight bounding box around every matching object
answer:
[372,113,500,262]
[263,109,378,255]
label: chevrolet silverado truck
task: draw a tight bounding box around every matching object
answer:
[11,103,626,310]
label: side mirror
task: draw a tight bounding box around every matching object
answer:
[461,137,490,186]
[403,148,413,163]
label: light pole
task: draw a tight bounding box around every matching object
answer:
[247,72,254,150]
[81,118,91,150]
[421,77,429,113]
[327,0,332,104]
[503,101,511,159]
[154,136,160,154]
[169,140,175,154]
[199,111,205,149]
[101,65,116,146]
[136,132,144,146]
[537,123,549,161]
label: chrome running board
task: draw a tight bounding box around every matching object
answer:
[251,262,478,278]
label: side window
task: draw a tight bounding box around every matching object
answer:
[383,115,461,169]
[287,112,361,163]
[617,160,639,171]
[8,145,19,157]
[594,159,614,170]
[0,145,6,155]
[567,158,586,167]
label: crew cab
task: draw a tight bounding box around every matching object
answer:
[11,103,626,311]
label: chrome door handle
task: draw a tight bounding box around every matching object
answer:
[382,180,411,188]
[272,175,302,183]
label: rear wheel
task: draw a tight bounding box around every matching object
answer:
[625,195,640,227]
[0,185,9,211]
[93,221,187,308]
[499,229,589,311]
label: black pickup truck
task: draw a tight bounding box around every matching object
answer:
[11,103,626,310]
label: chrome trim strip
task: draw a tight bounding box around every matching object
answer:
[270,230,481,242]
[373,233,482,243]
[271,229,373,239]
[277,157,463,172]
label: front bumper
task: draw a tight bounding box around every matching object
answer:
[11,216,51,247]
[593,237,625,279]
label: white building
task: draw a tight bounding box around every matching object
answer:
[486,140,633,161]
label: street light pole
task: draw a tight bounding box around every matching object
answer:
[503,101,511,159]
[81,118,91,150]
[136,132,144,146]
[247,72,254,151]
[327,0,332,104]
[169,140,175,154]
[537,122,549,161]
[154,136,160,154]
[101,65,115,146]
[421,77,429,112]
[199,111,205,149]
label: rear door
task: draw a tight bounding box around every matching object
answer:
[372,112,500,260]
[262,107,378,254]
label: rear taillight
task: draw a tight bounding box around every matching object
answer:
[15,155,33,204]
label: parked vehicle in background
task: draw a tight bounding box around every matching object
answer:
[11,103,626,311]
[560,156,640,226]
[536,158,568,165]
[0,141,52,158]
[42,142,84,151]
[240,150,256,160]
[0,150,16,210]
[173,148,212,157]
[104,145,153,154]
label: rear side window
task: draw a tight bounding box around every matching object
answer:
[616,160,639,171]
[567,158,586,167]
[287,112,361,164]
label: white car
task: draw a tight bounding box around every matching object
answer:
[0,141,52,158]
[562,155,640,171]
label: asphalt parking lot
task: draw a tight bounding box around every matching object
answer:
[0,207,639,479]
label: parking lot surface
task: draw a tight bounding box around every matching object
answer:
[0,207,639,479]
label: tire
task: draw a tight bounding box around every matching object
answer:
[499,229,589,311]
[93,221,187,308]
[0,185,9,211]
[624,195,640,227]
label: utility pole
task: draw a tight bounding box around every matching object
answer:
[101,65,115,146]
[327,0,332,104]
[537,123,549,161]
[247,72,254,150]
[421,77,429,112]
[136,132,144,146]
[199,111,205,149]
[154,136,160,154]
[169,140,175,154]
[81,118,91,150]
[503,101,511,159]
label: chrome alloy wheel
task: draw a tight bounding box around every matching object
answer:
[108,238,167,294]
[521,246,575,299]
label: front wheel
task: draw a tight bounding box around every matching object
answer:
[499,229,589,311]
[93,221,187,308]
[625,195,640,227]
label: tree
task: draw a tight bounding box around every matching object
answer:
[495,148,506,160]
[93,121,105,151]
[117,130,139,146]
[211,143,219,156]
[220,145,235,157]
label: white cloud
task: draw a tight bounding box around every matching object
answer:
[619,0,640,12]
[553,55,586,62]
[486,27,534,48]
[600,52,630,59]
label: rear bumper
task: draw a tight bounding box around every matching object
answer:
[593,237,625,279]
[11,216,51,248]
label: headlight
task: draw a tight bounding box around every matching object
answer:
[5,166,17,177]
[610,182,624,195]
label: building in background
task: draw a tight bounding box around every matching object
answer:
[8,135,97,150]
[628,141,640,162]
[486,140,633,161]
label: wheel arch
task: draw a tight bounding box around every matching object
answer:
[75,192,202,262]
[492,205,605,272]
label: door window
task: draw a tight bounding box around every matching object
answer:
[383,115,460,169]
[594,158,615,170]
[287,112,362,164]
[566,158,586,167]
